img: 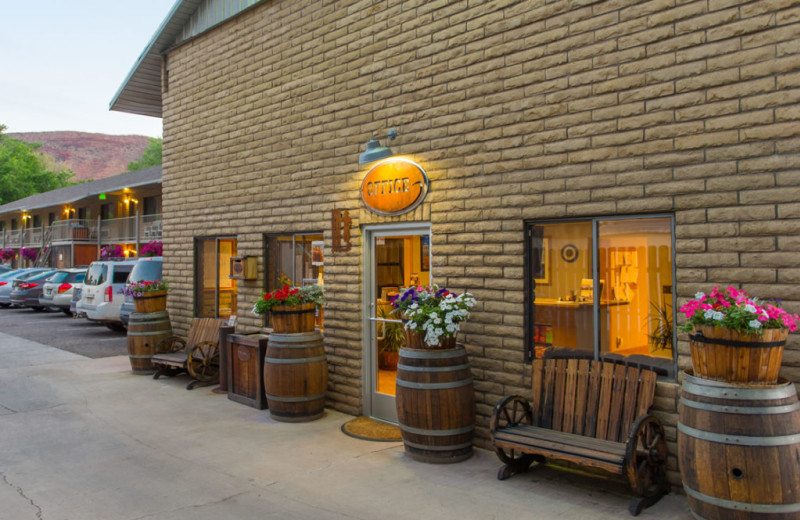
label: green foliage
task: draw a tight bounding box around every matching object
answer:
[127,137,162,171]
[0,125,76,205]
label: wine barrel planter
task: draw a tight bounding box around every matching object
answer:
[689,325,788,385]
[678,370,800,519]
[395,345,475,463]
[269,303,317,334]
[126,310,172,374]
[133,290,167,314]
[263,331,327,422]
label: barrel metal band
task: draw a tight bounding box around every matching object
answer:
[264,355,326,364]
[399,424,474,436]
[268,343,322,349]
[128,328,172,336]
[678,422,800,446]
[399,348,465,359]
[689,333,786,349]
[683,485,800,514]
[396,378,473,390]
[680,397,800,415]
[682,380,795,400]
[264,392,326,403]
[131,312,169,319]
[268,332,322,343]
[397,363,471,373]
[402,439,474,451]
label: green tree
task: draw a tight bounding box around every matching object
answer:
[127,137,162,171]
[0,125,76,205]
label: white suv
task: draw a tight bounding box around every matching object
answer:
[80,259,137,331]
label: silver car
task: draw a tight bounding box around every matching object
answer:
[39,268,86,315]
[0,268,53,307]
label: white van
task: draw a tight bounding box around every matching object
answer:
[80,259,138,331]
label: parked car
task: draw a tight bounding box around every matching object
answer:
[0,265,13,275]
[10,270,57,310]
[39,268,86,315]
[0,268,54,307]
[119,256,163,326]
[70,286,84,317]
[80,259,137,331]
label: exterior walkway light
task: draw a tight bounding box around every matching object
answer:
[359,128,397,164]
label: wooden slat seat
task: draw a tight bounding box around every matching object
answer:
[490,358,669,516]
[151,317,233,390]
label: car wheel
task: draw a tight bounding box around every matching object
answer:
[0,303,9,308]
[31,306,46,312]
[105,322,126,332]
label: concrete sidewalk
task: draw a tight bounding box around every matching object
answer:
[0,332,692,520]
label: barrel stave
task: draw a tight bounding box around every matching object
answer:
[679,371,800,520]
[396,346,475,463]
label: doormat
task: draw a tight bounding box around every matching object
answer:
[341,416,402,442]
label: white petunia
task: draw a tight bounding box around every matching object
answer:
[749,319,762,329]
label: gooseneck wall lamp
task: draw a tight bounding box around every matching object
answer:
[359,128,397,164]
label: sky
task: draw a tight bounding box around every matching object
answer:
[1,1,175,138]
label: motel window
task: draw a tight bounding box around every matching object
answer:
[195,237,238,320]
[33,215,42,228]
[264,233,324,328]
[526,216,675,376]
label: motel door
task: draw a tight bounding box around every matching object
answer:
[364,224,431,423]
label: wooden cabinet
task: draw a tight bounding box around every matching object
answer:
[227,333,269,409]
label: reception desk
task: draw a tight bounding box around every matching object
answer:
[533,299,629,352]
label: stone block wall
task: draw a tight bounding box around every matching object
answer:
[161,0,800,486]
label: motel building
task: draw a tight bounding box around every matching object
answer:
[110,0,800,490]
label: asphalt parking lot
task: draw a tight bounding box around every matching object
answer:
[0,305,127,358]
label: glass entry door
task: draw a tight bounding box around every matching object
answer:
[364,225,431,423]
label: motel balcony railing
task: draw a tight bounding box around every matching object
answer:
[2,213,162,250]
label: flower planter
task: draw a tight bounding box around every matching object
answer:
[378,350,399,370]
[395,345,475,463]
[402,328,456,350]
[133,290,167,314]
[126,310,171,374]
[678,370,800,519]
[269,302,316,334]
[264,331,327,422]
[689,325,788,384]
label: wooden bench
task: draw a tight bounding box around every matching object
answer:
[490,358,668,516]
[151,318,234,390]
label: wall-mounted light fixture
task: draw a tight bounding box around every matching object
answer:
[359,128,397,164]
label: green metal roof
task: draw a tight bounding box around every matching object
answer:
[110,0,263,118]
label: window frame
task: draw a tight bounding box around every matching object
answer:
[262,232,324,327]
[524,214,677,375]
[193,236,238,319]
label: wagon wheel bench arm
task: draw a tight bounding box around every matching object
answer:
[187,340,221,382]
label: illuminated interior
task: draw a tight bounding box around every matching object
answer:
[373,234,430,396]
[264,234,324,328]
[531,218,673,362]
[196,238,238,319]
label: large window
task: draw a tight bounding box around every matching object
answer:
[195,237,237,320]
[526,216,675,375]
[264,233,324,327]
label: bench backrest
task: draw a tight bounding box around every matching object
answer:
[531,358,658,443]
[185,317,225,350]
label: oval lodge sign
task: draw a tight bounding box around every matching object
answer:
[361,158,429,216]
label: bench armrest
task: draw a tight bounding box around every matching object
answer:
[490,395,532,434]
[153,336,186,355]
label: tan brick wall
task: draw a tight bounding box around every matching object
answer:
[162,0,800,485]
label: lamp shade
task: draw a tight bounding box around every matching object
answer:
[359,138,394,164]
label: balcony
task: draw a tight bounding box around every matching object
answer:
[3,214,162,249]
